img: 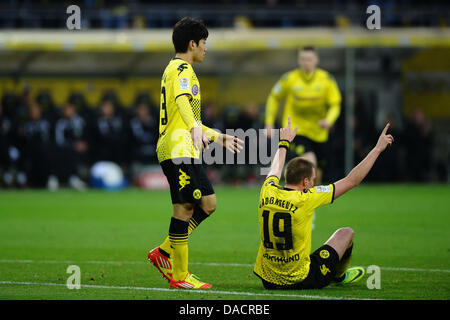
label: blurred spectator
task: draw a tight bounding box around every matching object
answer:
[404,108,433,182]
[36,91,58,125]
[68,92,95,125]
[50,103,89,191]
[371,113,404,182]
[202,102,224,133]
[17,103,52,188]
[128,103,158,165]
[238,102,264,130]
[92,100,126,166]
[238,103,264,184]
[0,102,13,187]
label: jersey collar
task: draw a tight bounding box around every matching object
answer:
[299,69,316,83]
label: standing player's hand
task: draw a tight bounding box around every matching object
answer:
[375,123,394,153]
[280,116,298,143]
[217,133,244,154]
[191,127,209,152]
[318,119,331,130]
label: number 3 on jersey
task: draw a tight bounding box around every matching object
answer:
[161,86,168,125]
[262,210,293,250]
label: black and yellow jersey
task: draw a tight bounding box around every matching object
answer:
[253,175,335,286]
[157,58,203,162]
[266,68,341,143]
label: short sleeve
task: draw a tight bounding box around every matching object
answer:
[263,175,280,187]
[303,184,335,211]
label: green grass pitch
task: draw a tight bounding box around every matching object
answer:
[0,184,449,300]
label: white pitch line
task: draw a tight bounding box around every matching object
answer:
[0,259,449,273]
[0,280,372,300]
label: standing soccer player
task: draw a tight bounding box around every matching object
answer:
[148,17,243,290]
[265,46,341,184]
[254,117,394,289]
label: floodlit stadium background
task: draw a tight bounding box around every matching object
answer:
[0,0,449,190]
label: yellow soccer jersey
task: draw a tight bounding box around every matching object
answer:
[253,176,335,286]
[266,68,341,143]
[157,58,202,162]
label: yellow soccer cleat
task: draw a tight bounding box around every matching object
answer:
[170,273,212,289]
[335,266,365,285]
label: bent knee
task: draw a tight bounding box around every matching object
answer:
[201,196,217,215]
[202,203,217,215]
[336,227,354,239]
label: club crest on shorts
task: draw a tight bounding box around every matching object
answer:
[193,189,202,200]
[319,249,330,259]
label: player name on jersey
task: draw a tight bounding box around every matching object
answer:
[258,196,299,214]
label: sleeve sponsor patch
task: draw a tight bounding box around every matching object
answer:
[315,185,331,193]
[179,77,190,91]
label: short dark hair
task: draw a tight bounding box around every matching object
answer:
[172,17,209,53]
[284,157,314,185]
[301,45,316,52]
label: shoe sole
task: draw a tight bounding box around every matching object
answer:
[170,282,212,290]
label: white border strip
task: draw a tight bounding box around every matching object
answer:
[0,259,448,273]
[0,280,371,300]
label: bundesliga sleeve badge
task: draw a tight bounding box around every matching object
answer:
[192,84,199,96]
[179,77,190,91]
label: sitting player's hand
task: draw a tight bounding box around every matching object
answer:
[218,133,244,154]
[375,123,394,153]
[280,116,298,143]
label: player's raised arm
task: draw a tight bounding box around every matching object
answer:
[266,116,298,179]
[333,123,394,200]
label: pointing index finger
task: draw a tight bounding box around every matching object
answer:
[382,122,390,135]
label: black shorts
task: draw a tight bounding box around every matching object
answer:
[288,135,326,169]
[261,244,340,290]
[160,158,214,205]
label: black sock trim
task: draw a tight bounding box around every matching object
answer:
[334,274,346,283]
[192,205,209,224]
[169,217,189,234]
[342,244,353,260]
[158,248,170,258]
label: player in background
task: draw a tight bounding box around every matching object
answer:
[148,17,244,290]
[254,117,394,289]
[265,46,341,185]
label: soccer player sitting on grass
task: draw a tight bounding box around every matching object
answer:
[254,117,394,289]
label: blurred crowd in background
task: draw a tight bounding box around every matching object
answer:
[0,0,448,29]
[0,86,441,190]
[0,0,447,189]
